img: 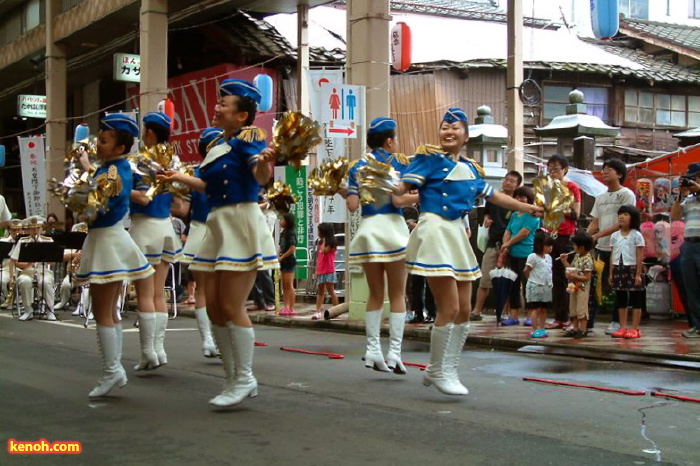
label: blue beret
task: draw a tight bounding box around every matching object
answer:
[367,117,397,136]
[143,111,171,130]
[199,127,223,146]
[219,79,261,104]
[101,113,139,137]
[442,108,469,125]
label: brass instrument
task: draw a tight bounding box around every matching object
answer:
[2,277,16,308]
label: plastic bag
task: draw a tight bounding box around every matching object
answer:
[477,224,489,253]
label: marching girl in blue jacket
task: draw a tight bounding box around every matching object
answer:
[161,79,278,408]
[346,117,418,374]
[76,113,154,397]
[130,111,184,371]
[395,108,541,396]
[181,127,221,358]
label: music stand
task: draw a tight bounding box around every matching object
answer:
[17,242,65,320]
[49,232,87,305]
[0,242,14,302]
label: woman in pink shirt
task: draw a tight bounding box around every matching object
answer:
[313,223,339,320]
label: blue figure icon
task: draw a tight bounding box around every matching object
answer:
[346,89,357,120]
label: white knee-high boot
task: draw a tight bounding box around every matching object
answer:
[89,325,127,397]
[195,308,218,358]
[153,312,168,366]
[134,312,159,370]
[209,323,236,404]
[364,310,390,372]
[443,322,469,395]
[386,312,407,374]
[210,324,258,407]
[422,323,467,395]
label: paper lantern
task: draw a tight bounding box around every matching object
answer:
[73,123,89,144]
[391,22,412,72]
[0,145,5,168]
[157,98,175,128]
[254,74,274,112]
[590,0,619,39]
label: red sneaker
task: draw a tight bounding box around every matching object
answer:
[545,321,565,329]
[611,328,629,338]
[625,329,642,339]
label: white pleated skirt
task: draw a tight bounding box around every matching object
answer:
[405,212,481,281]
[129,215,184,264]
[349,213,409,264]
[190,202,279,273]
[76,223,154,285]
[182,220,206,264]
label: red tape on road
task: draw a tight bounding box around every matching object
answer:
[404,362,427,371]
[280,347,344,359]
[523,377,646,396]
[651,391,700,404]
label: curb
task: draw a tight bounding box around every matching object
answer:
[175,308,700,368]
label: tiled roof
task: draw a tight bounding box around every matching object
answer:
[620,18,700,58]
[331,0,555,28]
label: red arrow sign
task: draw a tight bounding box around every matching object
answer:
[329,127,354,136]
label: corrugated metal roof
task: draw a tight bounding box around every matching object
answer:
[620,18,700,56]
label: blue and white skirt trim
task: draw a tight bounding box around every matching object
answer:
[349,213,409,264]
[182,220,206,264]
[76,223,154,285]
[129,215,184,264]
[405,212,481,281]
[191,202,280,273]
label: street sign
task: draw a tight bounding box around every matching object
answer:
[320,84,364,140]
[114,53,141,82]
[17,95,47,118]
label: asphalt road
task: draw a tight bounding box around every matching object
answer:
[1,312,699,466]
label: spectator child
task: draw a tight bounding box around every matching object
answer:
[278,212,297,316]
[609,205,646,339]
[314,223,339,320]
[560,232,594,338]
[524,233,554,338]
[500,186,541,325]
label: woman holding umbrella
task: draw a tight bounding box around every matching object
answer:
[394,108,542,396]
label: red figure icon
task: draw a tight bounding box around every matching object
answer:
[329,88,341,119]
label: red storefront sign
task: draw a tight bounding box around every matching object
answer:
[128,63,278,162]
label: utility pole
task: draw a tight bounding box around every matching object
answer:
[506,0,524,174]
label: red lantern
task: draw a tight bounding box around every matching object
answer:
[391,22,412,73]
[158,98,175,128]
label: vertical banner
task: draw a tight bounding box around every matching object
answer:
[308,69,348,225]
[277,166,309,280]
[18,136,47,217]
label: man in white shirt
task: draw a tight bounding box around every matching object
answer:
[0,195,11,229]
[0,219,22,305]
[11,217,57,321]
[586,159,636,334]
[672,163,700,338]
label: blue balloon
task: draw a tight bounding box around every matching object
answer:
[74,123,89,144]
[591,0,619,39]
[0,145,4,168]
[254,74,274,112]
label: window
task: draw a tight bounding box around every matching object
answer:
[543,86,610,122]
[22,0,41,34]
[619,0,649,20]
[690,0,700,19]
[624,90,700,128]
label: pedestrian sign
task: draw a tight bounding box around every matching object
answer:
[320,84,364,139]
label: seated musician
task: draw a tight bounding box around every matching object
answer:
[0,219,22,307]
[11,217,57,321]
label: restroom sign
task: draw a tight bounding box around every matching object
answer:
[320,84,363,139]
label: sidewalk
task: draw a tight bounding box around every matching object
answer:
[173,302,700,368]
